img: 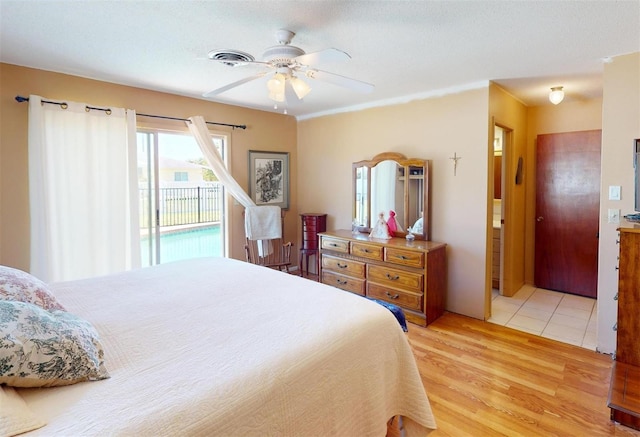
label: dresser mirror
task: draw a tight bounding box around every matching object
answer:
[352,152,430,240]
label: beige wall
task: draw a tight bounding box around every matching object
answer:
[2,52,637,334]
[297,86,491,319]
[598,52,640,354]
[0,63,297,270]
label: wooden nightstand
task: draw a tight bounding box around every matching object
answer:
[299,213,327,279]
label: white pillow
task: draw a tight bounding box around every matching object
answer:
[0,265,66,311]
[0,385,46,436]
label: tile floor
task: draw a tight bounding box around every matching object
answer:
[488,284,597,350]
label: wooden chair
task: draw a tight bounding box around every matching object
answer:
[244,238,293,273]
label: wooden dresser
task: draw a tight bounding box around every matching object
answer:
[299,213,327,278]
[608,224,640,430]
[318,229,447,326]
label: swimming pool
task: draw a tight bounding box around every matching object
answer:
[140,225,222,267]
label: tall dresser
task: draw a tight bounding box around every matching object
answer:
[318,229,447,326]
[299,213,327,278]
[608,223,640,430]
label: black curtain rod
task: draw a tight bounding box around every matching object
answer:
[14,95,247,130]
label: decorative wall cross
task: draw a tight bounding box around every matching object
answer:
[449,152,462,176]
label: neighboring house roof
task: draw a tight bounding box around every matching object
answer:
[158,156,207,170]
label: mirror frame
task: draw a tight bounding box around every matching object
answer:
[352,152,431,240]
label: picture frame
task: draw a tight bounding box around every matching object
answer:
[248,150,290,210]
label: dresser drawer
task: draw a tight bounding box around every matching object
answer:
[367,265,423,292]
[321,236,349,253]
[322,271,366,296]
[351,242,383,260]
[384,247,425,268]
[368,283,423,311]
[322,254,365,278]
[492,264,500,278]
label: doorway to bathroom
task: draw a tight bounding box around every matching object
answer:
[492,124,524,298]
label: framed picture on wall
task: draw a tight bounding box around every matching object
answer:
[248,150,289,210]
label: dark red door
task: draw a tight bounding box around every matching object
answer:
[534,130,601,298]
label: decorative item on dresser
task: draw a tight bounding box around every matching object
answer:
[608,223,640,430]
[318,230,446,327]
[299,213,327,278]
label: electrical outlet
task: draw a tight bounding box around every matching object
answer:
[608,208,621,224]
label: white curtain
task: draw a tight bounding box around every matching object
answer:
[188,116,281,255]
[28,95,140,282]
[187,116,256,208]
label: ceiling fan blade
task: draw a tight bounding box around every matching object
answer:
[202,72,267,98]
[295,48,351,66]
[305,69,374,94]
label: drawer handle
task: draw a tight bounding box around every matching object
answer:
[397,255,409,260]
[336,279,348,285]
[385,292,400,299]
[362,248,371,253]
[386,273,400,281]
[329,243,339,247]
[337,263,348,269]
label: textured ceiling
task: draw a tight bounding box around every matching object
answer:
[1,1,638,119]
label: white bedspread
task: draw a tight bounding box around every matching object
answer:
[18,257,436,436]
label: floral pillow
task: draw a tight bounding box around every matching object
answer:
[0,265,66,311]
[0,300,109,388]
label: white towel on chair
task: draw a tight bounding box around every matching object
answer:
[245,206,282,240]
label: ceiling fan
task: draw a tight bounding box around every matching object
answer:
[203,29,374,104]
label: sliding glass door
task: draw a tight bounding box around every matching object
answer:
[137,130,227,266]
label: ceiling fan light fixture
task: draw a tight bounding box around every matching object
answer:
[290,76,311,99]
[204,29,373,111]
[549,86,564,105]
[267,73,286,102]
[267,73,285,91]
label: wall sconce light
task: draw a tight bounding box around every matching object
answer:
[549,86,564,105]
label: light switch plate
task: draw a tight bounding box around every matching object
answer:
[609,185,621,200]
[608,208,621,224]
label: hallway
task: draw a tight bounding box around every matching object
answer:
[488,284,598,351]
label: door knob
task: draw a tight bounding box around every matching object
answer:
[536,216,544,222]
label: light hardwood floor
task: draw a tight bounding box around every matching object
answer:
[407,312,640,436]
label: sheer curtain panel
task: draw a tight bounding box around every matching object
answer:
[28,95,140,282]
[187,116,255,208]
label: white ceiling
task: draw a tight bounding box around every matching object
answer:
[1,1,638,119]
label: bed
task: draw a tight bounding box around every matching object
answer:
[1,257,436,436]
